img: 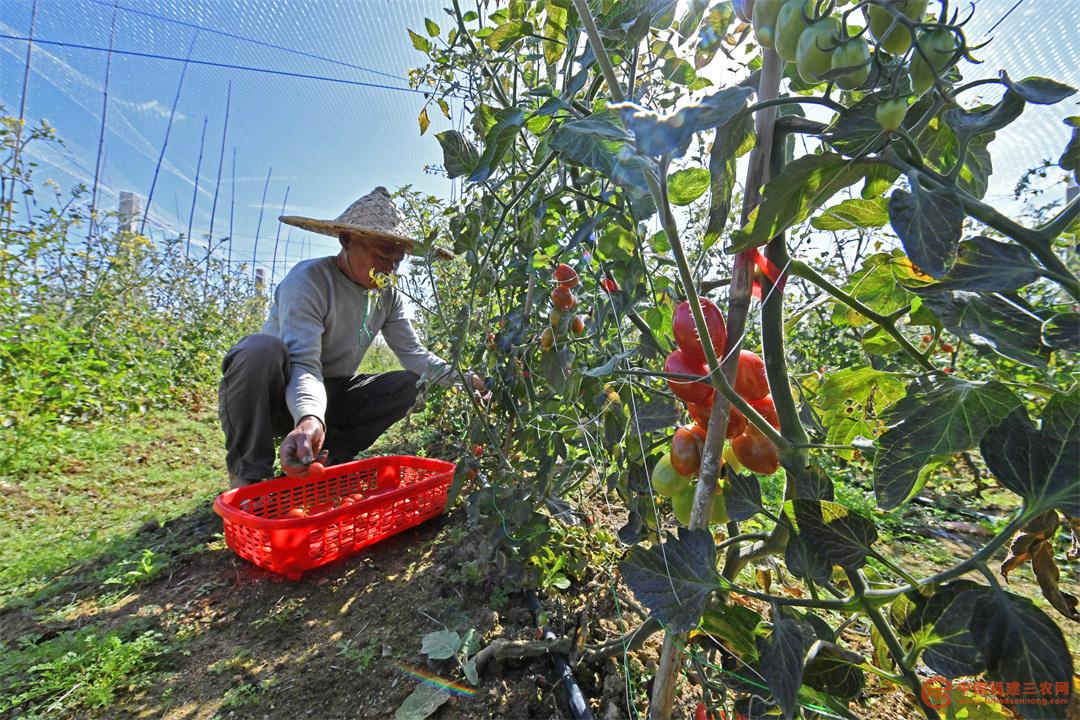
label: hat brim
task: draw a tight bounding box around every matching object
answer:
[279,215,454,261]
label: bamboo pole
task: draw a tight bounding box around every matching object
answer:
[251,166,272,282]
[270,185,290,289]
[141,30,198,236]
[5,0,39,233]
[205,81,231,288]
[184,115,208,257]
[207,80,231,247]
[88,0,118,249]
[228,146,236,265]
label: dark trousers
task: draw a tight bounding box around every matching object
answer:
[218,334,419,481]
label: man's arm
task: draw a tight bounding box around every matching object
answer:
[275,273,329,471]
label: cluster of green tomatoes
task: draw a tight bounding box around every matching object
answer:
[737,0,961,130]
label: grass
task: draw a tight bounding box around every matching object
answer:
[0,409,226,605]
[0,626,167,717]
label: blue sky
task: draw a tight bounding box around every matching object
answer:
[2,0,1078,285]
[1,0,465,280]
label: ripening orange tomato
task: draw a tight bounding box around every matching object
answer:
[727,405,748,439]
[284,507,307,519]
[553,263,580,288]
[551,285,576,311]
[670,426,703,476]
[732,425,780,475]
[748,394,781,429]
[665,350,715,405]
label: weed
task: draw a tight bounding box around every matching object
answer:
[336,638,378,671]
[218,678,274,712]
[0,626,166,717]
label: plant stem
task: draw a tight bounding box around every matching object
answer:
[848,571,942,720]
[790,259,937,372]
[569,0,625,103]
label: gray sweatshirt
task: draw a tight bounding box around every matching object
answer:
[262,256,452,427]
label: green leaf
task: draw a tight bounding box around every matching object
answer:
[629,395,679,435]
[468,107,526,182]
[803,641,865,700]
[785,462,835,502]
[971,591,1074,720]
[693,3,734,69]
[667,167,711,205]
[918,291,1050,367]
[485,20,531,51]
[831,252,913,327]
[873,376,1021,509]
[550,112,657,213]
[704,110,753,246]
[899,236,1041,294]
[816,367,905,456]
[730,153,868,252]
[408,29,432,53]
[943,90,1026,143]
[891,580,990,679]
[420,630,461,660]
[783,523,833,584]
[394,683,451,720]
[887,184,965,278]
[699,602,763,661]
[1042,312,1080,352]
[919,118,994,198]
[611,86,752,158]
[677,0,709,39]
[980,389,1080,515]
[723,470,764,522]
[1060,117,1080,183]
[757,613,810,720]
[543,1,568,66]
[1002,75,1077,105]
[782,500,877,571]
[810,198,889,231]
[434,131,478,181]
[618,528,719,632]
[424,17,440,37]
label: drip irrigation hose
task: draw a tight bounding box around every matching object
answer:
[524,590,594,720]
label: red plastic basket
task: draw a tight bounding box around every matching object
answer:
[213,455,455,580]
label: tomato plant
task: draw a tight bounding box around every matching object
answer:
[408,0,1080,716]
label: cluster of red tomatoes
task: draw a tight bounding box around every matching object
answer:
[540,263,589,351]
[662,297,781,480]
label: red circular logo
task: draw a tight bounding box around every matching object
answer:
[921,676,953,710]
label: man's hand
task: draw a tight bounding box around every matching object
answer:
[468,372,492,404]
[280,416,327,475]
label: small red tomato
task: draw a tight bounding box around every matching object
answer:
[734,350,769,401]
[473,444,484,458]
[664,350,714,405]
[553,263,580,288]
[695,702,709,720]
[727,405,748,439]
[551,286,576,311]
[922,334,933,343]
[688,396,713,425]
[672,297,728,366]
[689,423,708,444]
[943,366,955,374]
[570,315,585,335]
[284,507,307,519]
[748,394,780,429]
[940,342,955,353]
[601,277,619,293]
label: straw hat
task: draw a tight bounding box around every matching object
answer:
[279,186,453,260]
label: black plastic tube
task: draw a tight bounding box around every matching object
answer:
[525,589,594,720]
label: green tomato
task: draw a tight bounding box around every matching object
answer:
[775,0,813,62]
[875,97,910,132]
[671,485,728,526]
[795,16,840,84]
[910,28,958,95]
[831,37,871,90]
[866,0,928,55]
[752,0,786,49]
[652,455,691,498]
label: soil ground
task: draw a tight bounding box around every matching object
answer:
[1,410,1077,720]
